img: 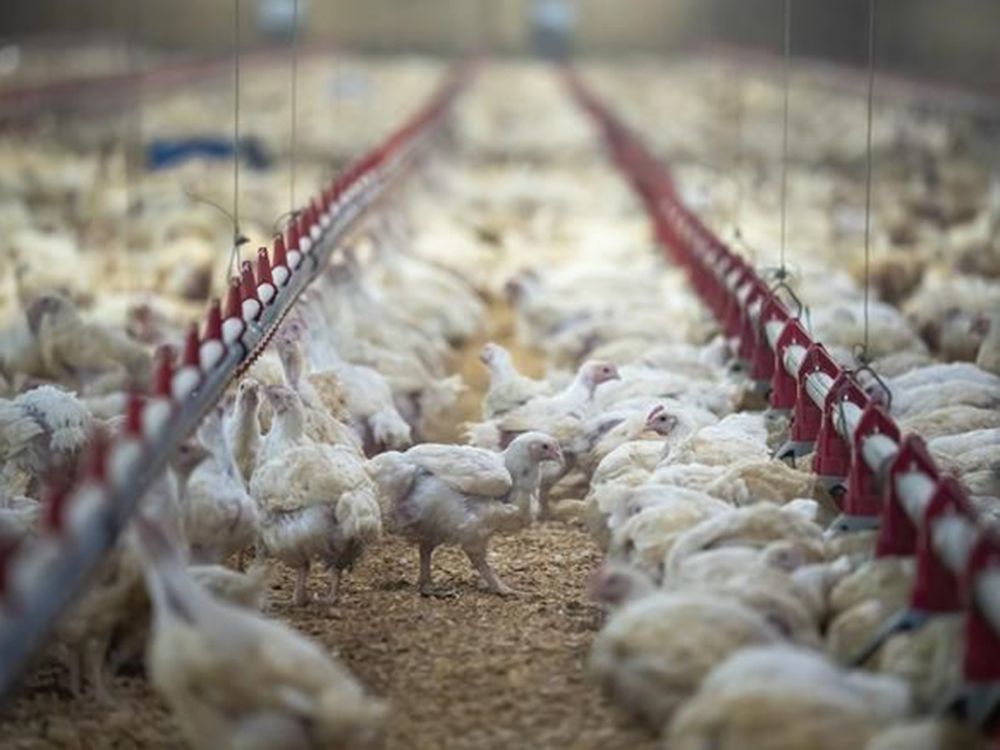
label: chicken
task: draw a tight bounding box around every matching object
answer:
[583,440,670,545]
[606,487,731,582]
[0,384,94,492]
[369,431,562,595]
[25,293,151,392]
[668,645,911,750]
[663,412,770,467]
[180,410,259,565]
[225,378,263,487]
[899,405,1000,440]
[136,518,386,750]
[578,402,692,477]
[0,493,41,542]
[249,386,382,605]
[876,615,963,710]
[826,557,916,663]
[296,310,412,454]
[478,340,551,419]
[275,334,365,455]
[589,591,781,728]
[468,359,620,449]
[664,501,824,577]
[655,456,816,507]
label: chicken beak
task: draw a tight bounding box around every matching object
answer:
[547,445,564,464]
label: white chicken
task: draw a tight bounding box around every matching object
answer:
[668,645,911,750]
[467,359,620,450]
[295,307,413,454]
[136,518,386,750]
[0,384,94,492]
[589,590,781,728]
[24,293,152,393]
[249,385,382,605]
[225,378,263,487]
[369,431,562,595]
[181,410,259,566]
[478,340,552,419]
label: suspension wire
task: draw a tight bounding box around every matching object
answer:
[124,0,143,254]
[778,0,791,280]
[229,0,244,279]
[289,0,299,214]
[732,73,746,238]
[861,0,877,362]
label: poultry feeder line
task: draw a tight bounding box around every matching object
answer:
[0,41,342,127]
[0,65,469,702]
[565,68,1000,731]
[704,42,1000,124]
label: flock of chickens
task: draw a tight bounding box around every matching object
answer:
[0,52,999,750]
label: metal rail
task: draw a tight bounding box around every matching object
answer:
[0,65,467,701]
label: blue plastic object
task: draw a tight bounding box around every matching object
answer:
[147,136,271,170]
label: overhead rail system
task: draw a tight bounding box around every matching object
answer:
[566,69,1000,733]
[0,62,468,701]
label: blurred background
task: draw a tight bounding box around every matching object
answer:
[1,0,999,93]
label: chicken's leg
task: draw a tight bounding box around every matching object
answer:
[417,542,434,594]
[293,562,310,606]
[465,545,515,596]
[84,637,112,704]
[323,568,341,605]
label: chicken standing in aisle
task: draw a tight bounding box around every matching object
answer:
[369,431,562,595]
[249,385,382,606]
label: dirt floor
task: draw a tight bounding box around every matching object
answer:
[0,301,657,750]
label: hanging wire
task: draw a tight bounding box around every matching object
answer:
[860,0,878,363]
[123,0,143,248]
[229,0,244,280]
[778,0,791,280]
[289,0,300,213]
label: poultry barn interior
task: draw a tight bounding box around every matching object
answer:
[1,0,999,748]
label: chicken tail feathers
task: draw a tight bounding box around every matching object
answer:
[336,488,382,546]
[366,452,417,527]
